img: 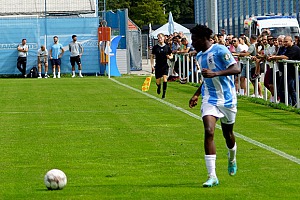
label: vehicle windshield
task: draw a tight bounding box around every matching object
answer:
[264,27,299,37]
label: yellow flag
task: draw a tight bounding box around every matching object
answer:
[142,75,153,92]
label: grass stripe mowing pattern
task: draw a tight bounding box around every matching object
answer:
[0,76,299,199]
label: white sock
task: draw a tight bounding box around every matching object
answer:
[45,72,48,75]
[205,155,217,177]
[79,70,82,75]
[39,72,41,77]
[72,71,75,75]
[58,72,61,76]
[227,143,237,162]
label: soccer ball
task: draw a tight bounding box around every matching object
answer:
[44,169,67,190]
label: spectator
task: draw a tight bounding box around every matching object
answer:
[49,36,64,78]
[294,35,300,47]
[264,36,279,102]
[226,35,236,53]
[217,33,225,45]
[239,34,262,97]
[69,35,84,78]
[221,29,227,41]
[17,38,29,78]
[37,45,49,78]
[232,37,249,94]
[252,35,269,80]
[269,36,300,106]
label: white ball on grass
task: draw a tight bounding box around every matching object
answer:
[44,169,67,190]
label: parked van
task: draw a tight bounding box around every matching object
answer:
[244,15,300,38]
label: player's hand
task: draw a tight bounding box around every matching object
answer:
[189,96,198,108]
[201,68,216,78]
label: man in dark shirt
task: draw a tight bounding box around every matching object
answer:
[151,33,173,99]
[269,36,300,106]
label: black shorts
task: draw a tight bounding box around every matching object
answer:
[51,58,61,66]
[70,56,81,66]
[155,65,169,79]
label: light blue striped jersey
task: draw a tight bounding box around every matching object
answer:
[196,44,237,107]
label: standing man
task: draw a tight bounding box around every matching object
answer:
[189,25,240,187]
[69,35,84,78]
[150,33,173,99]
[17,39,29,77]
[37,45,49,78]
[268,36,300,106]
[49,36,64,78]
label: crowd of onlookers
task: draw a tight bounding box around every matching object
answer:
[161,29,300,106]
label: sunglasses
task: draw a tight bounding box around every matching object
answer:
[232,40,238,43]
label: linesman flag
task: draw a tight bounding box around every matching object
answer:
[142,75,153,92]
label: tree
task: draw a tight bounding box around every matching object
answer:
[102,0,194,28]
[163,0,194,24]
[130,0,166,28]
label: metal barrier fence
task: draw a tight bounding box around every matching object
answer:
[173,53,300,108]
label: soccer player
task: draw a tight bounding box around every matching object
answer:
[189,25,240,187]
[49,36,64,78]
[69,35,84,78]
[150,33,173,99]
[37,45,49,78]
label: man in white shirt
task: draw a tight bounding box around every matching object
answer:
[17,39,29,77]
[37,45,49,78]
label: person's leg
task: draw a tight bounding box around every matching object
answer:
[38,63,42,78]
[288,77,297,106]
[202,115,219,187]
[17,58,23,74]
[254,59,261,76]
[78,63,83,77]
[221,122,237,176]
[57,65,61,78]
[156,77,161,94]
[240,77,246,95]
[53,63,56,78]
[22,59,27,77]
[44,62,49,78]
[162,75,168,99]
[71,65,75,77]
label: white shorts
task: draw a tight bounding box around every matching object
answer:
[201,103,237,124]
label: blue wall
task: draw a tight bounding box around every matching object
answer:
[0,17,99,75]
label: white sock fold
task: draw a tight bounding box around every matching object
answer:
[205,154,217,177]
[228,143,237,162]
[72,71,75,75]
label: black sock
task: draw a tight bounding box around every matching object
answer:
[162,82,167,97]
[156,83,161,94]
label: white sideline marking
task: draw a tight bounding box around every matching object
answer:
[111,78,300,165]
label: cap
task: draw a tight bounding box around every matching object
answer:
[72,35,77,39]
[217,33,223,37]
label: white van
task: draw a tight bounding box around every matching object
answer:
[244,15,300,38]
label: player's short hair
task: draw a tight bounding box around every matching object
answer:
[190,24,213,40]
[53,36,58,39]
[72,35,77,39]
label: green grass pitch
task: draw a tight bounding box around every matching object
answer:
[0,76,300,199]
